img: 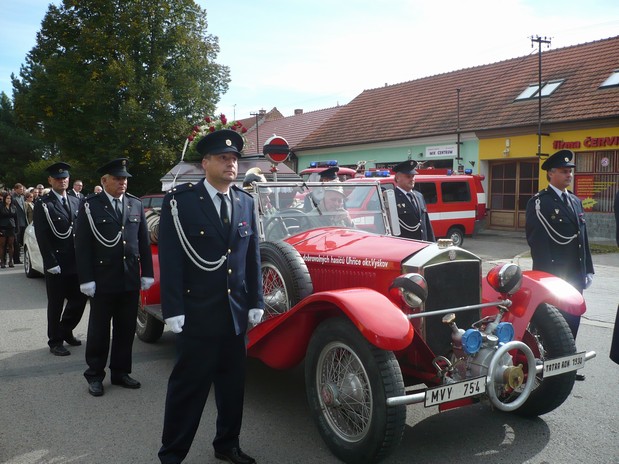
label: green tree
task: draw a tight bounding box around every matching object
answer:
[0,92,45,189]
[12,0,229,194]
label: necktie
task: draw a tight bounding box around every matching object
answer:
[217,193,231,235]
[113,198,122,219]
[562,192,569,206]
[407,192,419,214]
[62,197,71,217]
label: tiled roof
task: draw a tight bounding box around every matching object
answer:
[296,35,619,151]
[243,106,344,155]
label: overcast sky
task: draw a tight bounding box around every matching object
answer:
[1,0,618,120]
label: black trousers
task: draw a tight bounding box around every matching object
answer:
[45,273,87,347]
[159,331,247,464]
[13,227,24,262]
[84,290,139,382]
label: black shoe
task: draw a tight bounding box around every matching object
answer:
[64,335,82,346]
[50,345,70,356]
[215,447,256,464]
[111,374,141,389]
[88,380,104,397]
[575,373,586,381]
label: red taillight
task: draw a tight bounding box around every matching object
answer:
[476,204,487,220]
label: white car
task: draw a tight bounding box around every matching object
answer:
[23,222,44,278]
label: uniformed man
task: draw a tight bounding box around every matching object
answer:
[74,158,154,396]
[304,166,340,212]
[158,129,263,464]
[393,160,435,242]
[316,185,354,228]
[525,149,593,375]
[33,162,88,356]
[319,166,339,182]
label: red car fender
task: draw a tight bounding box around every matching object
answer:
[248,288,414,370]
[482,270,586,336]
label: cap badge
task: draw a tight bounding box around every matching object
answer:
[122,160,127,165]
[226,139,232,146]
[564,157,569,162]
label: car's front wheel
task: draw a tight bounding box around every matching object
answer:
[305,318,406,464]
[513,303,577,417]
[136,302,164,343]
[23,246,41,278]
[446,226,464,247]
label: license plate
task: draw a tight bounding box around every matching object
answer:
[424,376,486,407]
[543,352,586,378]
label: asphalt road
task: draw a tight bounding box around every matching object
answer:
[1,234,618,464]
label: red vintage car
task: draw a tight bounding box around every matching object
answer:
[138,180,595,464]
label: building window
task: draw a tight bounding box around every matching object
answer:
[574,151,618,213]
[600,70,619,88]
[515,80,564,101]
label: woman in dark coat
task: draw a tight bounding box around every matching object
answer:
[0,192,18,268]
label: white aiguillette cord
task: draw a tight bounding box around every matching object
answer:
[42,202,72,239]
[534,197,577,245]
[170,198,227,271]
[84,201,122,248]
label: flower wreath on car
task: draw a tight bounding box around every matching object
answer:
[181,114,249,162]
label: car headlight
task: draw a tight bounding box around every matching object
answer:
[389,273,428,308]
[486,263,522,295]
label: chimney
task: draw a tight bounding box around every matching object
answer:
[294,109,303,115]
[258,109,266,115]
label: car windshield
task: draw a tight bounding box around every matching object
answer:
[253,182,388,241]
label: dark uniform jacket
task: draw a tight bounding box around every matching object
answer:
[74,192,153,293]
[33,193,81,274]
[158,180,263,337]
[525,187,593,292]
[394,188,435,242]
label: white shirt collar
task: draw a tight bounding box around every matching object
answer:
[203,179,230,200]
[104,191,124,203]
[52,190,66,202]
[548,184,567,197]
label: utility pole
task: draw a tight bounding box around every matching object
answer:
[249,111,260,154]
[531,35,551,158]
[456,88,462,171]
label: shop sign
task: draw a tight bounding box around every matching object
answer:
[426,145,457,157]
[553,136,619,150]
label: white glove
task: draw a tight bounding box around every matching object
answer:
[47,265,61,275]
[584,273,594,289]
[248,308,265,325]
[165,315,185,333]
[80,281,96,297]
[141,277,155,290]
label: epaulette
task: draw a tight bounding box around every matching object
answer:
[126,192,140,200]
[85,192,99,200]
[167,182,196,195]
[536,189,551,198]
[232,184,253,198]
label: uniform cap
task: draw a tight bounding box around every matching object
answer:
[45,162,71,179]
[97,158,132,177]
[196,129,243,157]
[393,159,418,175]
[319,166,340,181]
[323,185,345,196]
[541,149,576,170]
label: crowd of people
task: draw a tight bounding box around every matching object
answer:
[0,181,101,269]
